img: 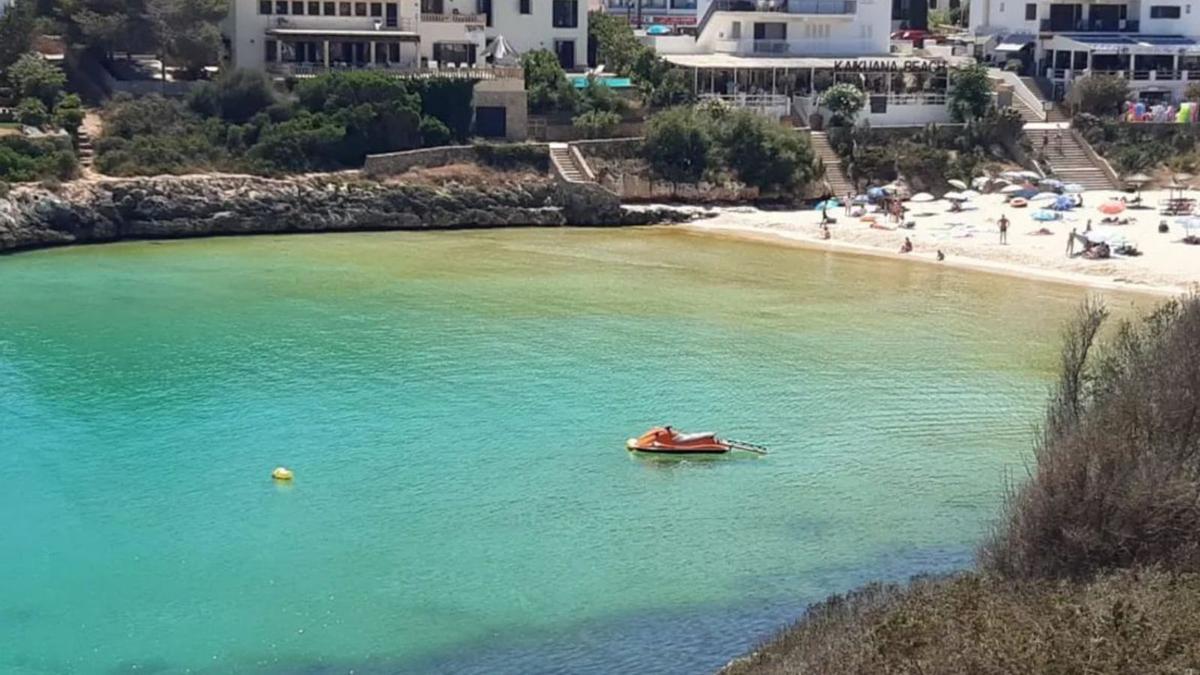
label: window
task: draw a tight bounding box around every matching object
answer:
[554,39,575,69]
[519,0,531,12]
[276,0,288,13]
[259,0,272,13]
[1024,2,1035,19]
[1150,4,1181,16]
[370,2,382,15]
[386,3,398,26]
[308,1,320,13]
[292,1,304,14]
[265,40,278,62]
[339,1,351,14]
[422,0,443,11]
[355,1,368,14]
[552,0,578,27]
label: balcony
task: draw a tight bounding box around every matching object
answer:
[708,0,855,13]
[1038,18,1140,32]
[714,37,872,55]
[269,15,417,32]
[268,62,523,80]
[420,12,486,23]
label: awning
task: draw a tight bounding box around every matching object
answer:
[996,33,1034,52]
[661,53,968,70]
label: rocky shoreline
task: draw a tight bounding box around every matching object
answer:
[0,174,697,254]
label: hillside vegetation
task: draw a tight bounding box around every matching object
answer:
[727,296,1200,673]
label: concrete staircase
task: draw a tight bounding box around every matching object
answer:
[809,131,853,195]
[549,142,595,183]
[76,127,95,169]
[1023,125,1120,190]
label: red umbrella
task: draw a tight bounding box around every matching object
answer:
[1098,201,1126,215]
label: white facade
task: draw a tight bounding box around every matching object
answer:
[601,0,700,26]
[970,0,1200,101]
[225,0,588,73]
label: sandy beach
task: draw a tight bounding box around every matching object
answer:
[674,189,1200,296]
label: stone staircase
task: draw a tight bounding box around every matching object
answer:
[1023,125,1120,190]
[76,127,95,168]
[549,142,594,183]
[809,131,853,196]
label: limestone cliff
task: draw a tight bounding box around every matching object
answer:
[0,174,693,254]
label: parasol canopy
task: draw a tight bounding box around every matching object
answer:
[1000,184,1026,194]
[909,192,935,203]
[1052,195,1075,210]
[814,198,840,211]
[1125,173,1152,185]
[1099,201,1126,215]
[1032,209,1060,221]
[1031,192,1059,202]
[1062,183,1085,194]
[482,35,522,65]
[646,24,672,35]
[943,191,967,201]
[947,178,968,190]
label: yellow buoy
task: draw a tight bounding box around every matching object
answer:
[272,466,294,481]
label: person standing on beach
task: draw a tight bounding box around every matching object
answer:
[844,192,853,216]
[1067,227,1077,256]
[998,214,1009,244]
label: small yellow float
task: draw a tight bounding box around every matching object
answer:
[271,466,294,482]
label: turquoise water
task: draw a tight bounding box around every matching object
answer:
[0,229,1139,674]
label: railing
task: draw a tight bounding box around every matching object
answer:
[715,37,864,55]
[270,16,416,31]
[995,69,1047,122]
[1038,18,1139,32]
[700,93,791,119]
[268,62,523,80]
[704,0,854,12]
[420,12,485,23]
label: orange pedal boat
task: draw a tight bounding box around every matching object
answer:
[626,426,767,455]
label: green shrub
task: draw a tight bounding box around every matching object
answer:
[578,77,627,115]
[642,106,714,183]
[411,79,474,141]
[0,135,77,182]
[572,110,622,139]
[187,69,278,124]
[53,93,84,137]
[15,97,48,127]
[418,115,452,147]
[473,143,550,172]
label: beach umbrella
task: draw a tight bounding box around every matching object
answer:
[1125,173,1152,185]
[1000,170,1026,180]
[1031,192,1059,202]
[814,198,841,211]
[646,24,672,35]
[1176,216,1200,232]
[909,192,935,203]
[962,190,981,200]
[1020,170,1043,180]
[1052,195,1075,211]
[1039,178,1065,190]
[1000,184,1025,194]
[852,194,870,204]
[1099,200,1126,215]
[1176,173,1194,183]
[1032,209,1059,221]
[943,191,966,201]
[971,176,991,190]
[1063,183,1085,194]
[482,34,522,65]
[947,178,968,190]
[1085,230,1112,244]
[867,187,885,200]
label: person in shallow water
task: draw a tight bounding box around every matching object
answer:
[998,215,1009,244]
[937,249,945,261]
[900,237,914,254]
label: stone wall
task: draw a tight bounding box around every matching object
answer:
[362,143,551,176]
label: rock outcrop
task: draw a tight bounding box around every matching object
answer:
[0,174,695,254]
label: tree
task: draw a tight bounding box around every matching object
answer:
[153,0,227,77]
[0,1,36,70]
[716,110,816,192]
[521,49,579,114]
[188,69,277,123]
[16,98,50,127]
[1187,82,1200,102]
[819,83,866,127]
[57,0,162,56]
[578,77,626,115]
[948,62,993,122]
[642,106,714,183]
[8,53,66,107]
[1070,75,1130,117]
[588,12,644,76]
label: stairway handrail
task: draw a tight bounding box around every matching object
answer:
[1068,127,1121,188]
[995,70,1047,122]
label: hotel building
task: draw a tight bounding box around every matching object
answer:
[970,0,1200,101]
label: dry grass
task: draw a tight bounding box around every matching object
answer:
[380,163,550,188]
[722,570,1200,675]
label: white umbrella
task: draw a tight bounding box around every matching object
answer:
[1176,216,1200,232]
[1063,183,1085,194]
[948,179,968,190]
[943,191,966,201]
[1125,173,1152,185]
[1000,184,1026,194]
[1031,192,1059,202]
[482,34,522,65]
[1020,170,1043,180]
[971,176,991,190]
[962,189,981,199]
[1000,170,1026,180]
[909,192,935,203]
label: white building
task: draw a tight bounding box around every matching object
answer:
[970,0,1200,102]
[644,0,962,126]
[600,0,700,27]
[225,0,589,73]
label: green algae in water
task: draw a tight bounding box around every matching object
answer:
[0,229,1143,674]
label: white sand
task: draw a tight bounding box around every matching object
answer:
[674,189,1200,296]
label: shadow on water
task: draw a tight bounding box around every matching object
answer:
[172,546,972,675]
